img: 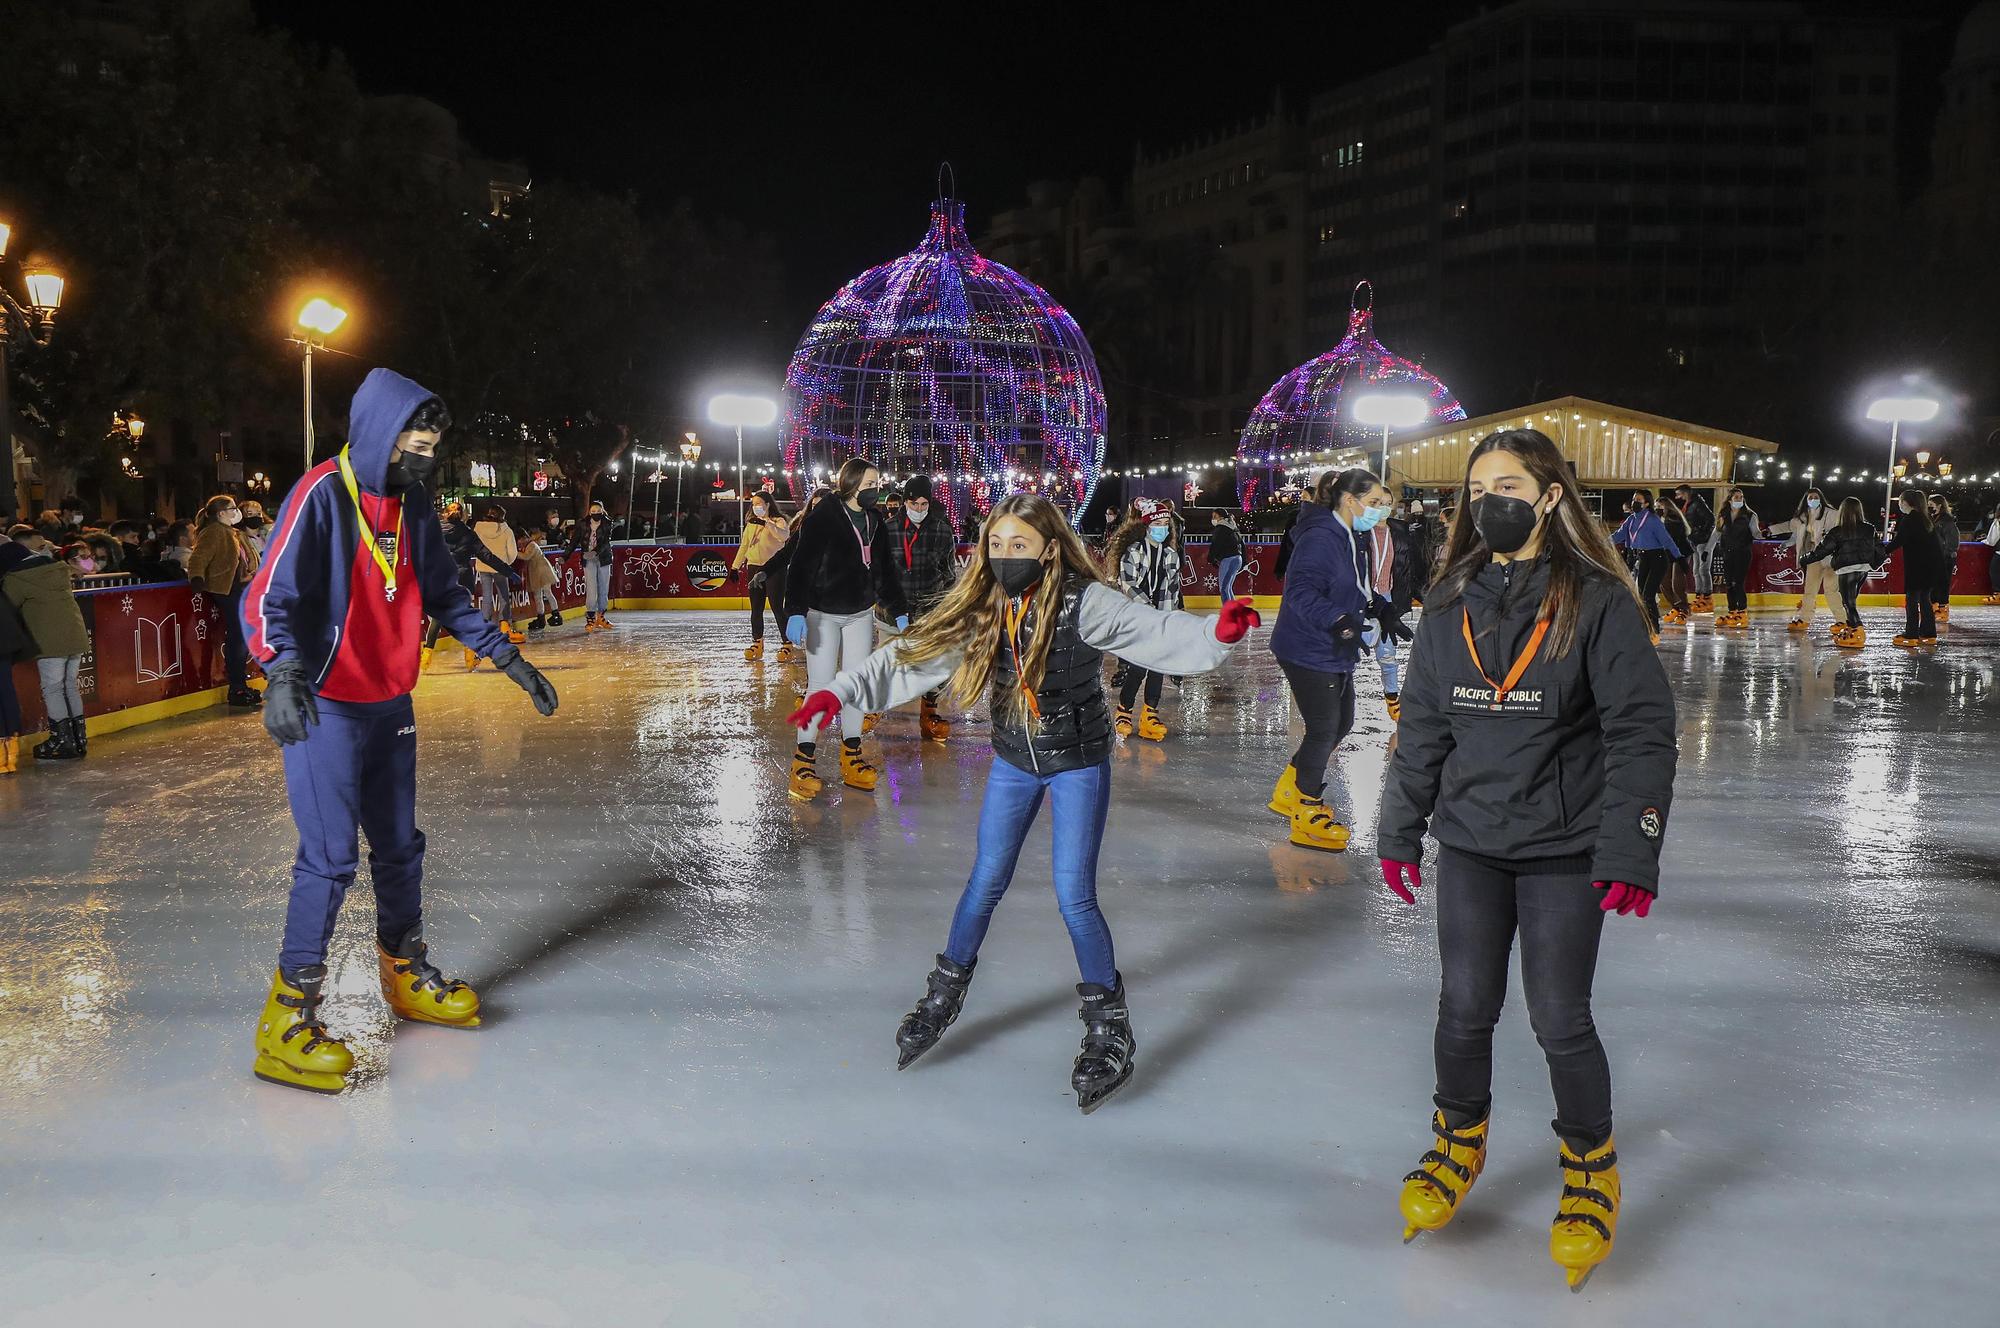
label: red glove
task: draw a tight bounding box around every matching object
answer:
[1596,881,1655,917]
[1381,859,1422,905]
[1215,599,1262,644]
[787,690,842,732]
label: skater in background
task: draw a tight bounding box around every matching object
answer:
[1365,493,1421,721]
[1800,497,1882,649]
[1713,487,1760,628]
[1209,507,1245,601]
[788,494,1260,1113]
[1376,428,1676,1291]
[732,487,792,661]
[1611,492,1675,633]
[1655,497,1694,627]
[187,493,264,709]
[0,542,31,774]
[420,501,481,671]
[2,525,91,763]
[781,457,907,799]
[471,504,526,650]
[1672,485,1716,612]
[1769,488,1837,634]
[1929,493,1959,626]
[1885,491,1943,648]
[884,474,960,740]
[1104,498,1183,742]
[567,501,618,632]
[1983,501,2000,604]
[242,371,558,1096]
[1266,468,1390,852]
[520,524,562,633]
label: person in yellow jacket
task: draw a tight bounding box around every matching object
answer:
[732,493,792,662]
[186,493,263,708]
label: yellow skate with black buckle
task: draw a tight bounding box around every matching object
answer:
[1550,1135,1621,1291]
[1400,1111,1489,1241]
[378,926,481,1029]
[252,965,353,1095]
[789,745,824,801]
[839,738,879,792]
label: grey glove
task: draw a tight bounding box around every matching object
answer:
[491,643,558,717]
[261,658,320,746]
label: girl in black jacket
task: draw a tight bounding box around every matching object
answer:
[780,458,908,798]
[1376,428,1677,1291]
[1713,487,1760,627]
[1884,492,1943,647]
[1800,497,1882,648]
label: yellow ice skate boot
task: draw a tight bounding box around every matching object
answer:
[1786,617,1807,633]
[1135,705,1167,741]
[1834,624,1866,649]
[0,735,16,774]
[789,744,824,801]
[1550,1135,1621,1291]
[744,639,765,662]
[377,926,481,1029]
[1288,795,1350,852]
[419,644,435,672]
[1267,765,1301,819]
[861,711,882,734]
[1399,1111,1490,1241]
[839,738,879,792]
[919,696,951,742]
[1936,604,1950,625]
[777,642,797,663]
[1385,692,1403,722]
[501,620,526,645]
[252,965,353,1095]
[1114,706,1135,737]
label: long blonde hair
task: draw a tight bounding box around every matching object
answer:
[896,494,1113,719]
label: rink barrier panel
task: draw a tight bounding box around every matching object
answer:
[9,540,1996,747]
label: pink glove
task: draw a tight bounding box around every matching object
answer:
[787,690,842,732]
[1380,859,1422,905]
[1596,881,1655,918]
[1214,599,1262,644]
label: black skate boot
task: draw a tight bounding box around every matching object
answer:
[896,954,975,1070]
[548,610,564,626]
[1071,979,1136,1115]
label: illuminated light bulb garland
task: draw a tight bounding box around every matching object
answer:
[1233,281,1465,509]
[779,193,1107,526]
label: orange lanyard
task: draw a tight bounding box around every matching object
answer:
[1003,597,1043,721]
[1461,608,1549,699]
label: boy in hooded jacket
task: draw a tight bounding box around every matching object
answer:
[241,369,559,1094]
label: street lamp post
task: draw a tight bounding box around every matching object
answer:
[293,297,349,476]
[0,219,64,523]
[706,393,778,532]
[1866,396,1940,531]
[1351,393,1429,484]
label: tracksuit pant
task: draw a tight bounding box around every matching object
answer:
[278,694,424,971]
[799,608,874,743]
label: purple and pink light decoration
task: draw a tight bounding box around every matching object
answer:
[1234,281,1465,508]
[780,194,1107,527]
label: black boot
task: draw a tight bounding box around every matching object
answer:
[1071,979,1136,1114]
[227,686,263,708]
[69,716,89,757]
[34,718,80,761]
[895,954,975,1070]
[526,614,546,632]
[548,610,563,626]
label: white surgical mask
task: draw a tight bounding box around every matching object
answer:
[907,506,928,524]
[752,503,768,517]
[1731,500,1745,510]
[1807,498,1821,511]
[1147,525,1169,543]
[219,509,242,526]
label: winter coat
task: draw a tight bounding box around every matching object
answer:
[186,520,258,595]
[886,511,959,613]
[1117,538,1183,611]
[1885,514,1946,587]
[522,538,558,594]
[0,576,37,664]
[568,516,616,561]
[472,520,519,576]
[1614,509,1679,556]
[734,511,791,570]
[781,498,907,621]
[1377,556,1678,892]
[1716,507,1760,558]
[1936,515,1962,565]
[1801,522,1883,575]
[1679,495,1716,546]
[1268,501,1369,674]
[441,516,480,581]
[2,554,91,659]
[827,573,1238,776]
[1209,524,1243,564]
[1771,506,1837,561]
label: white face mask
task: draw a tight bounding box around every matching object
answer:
[219,509,242,527]
[1730,500,1745,510]
[165,545,190,564]
[907,506,928,525]
[1807,498,1821,511]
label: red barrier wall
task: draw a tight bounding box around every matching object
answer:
[1746,540,1996,596]
[8,583,234,732]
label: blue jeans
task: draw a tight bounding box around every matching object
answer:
[944,758,1116,986]
[1216,555,1243,600]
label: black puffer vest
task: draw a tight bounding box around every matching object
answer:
[990,575,1112,775]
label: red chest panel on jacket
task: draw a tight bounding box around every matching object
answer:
[320,491,422,702]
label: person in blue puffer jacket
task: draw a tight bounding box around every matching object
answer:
[1612,492,1677,632]
[1267,467,1393,852]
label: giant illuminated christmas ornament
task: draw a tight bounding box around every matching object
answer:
[1234,281,1465,508]
[780,189,1107,526]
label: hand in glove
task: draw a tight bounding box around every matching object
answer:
[1361,619,1382,650]
[1380,858,1423,905]
[895,614,910,633]
[260,658,320,747]
[1214,598,1262,644]
[787,689,842,732]
[785,615,808,646]
[1330,613,1367,647]
[1595,881,1655,918]
[491,644,559,716]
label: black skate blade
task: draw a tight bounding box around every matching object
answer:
[254,1070,345,1096]
[1075,1066,1134,1115]
[896,1042,935,1071]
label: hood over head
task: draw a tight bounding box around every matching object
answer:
[347,368,441,496]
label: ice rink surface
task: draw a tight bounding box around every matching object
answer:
[3,607,1997,1326]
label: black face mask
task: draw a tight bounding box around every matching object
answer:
[856,487,880,510]
[991,557,1046,599]
[386,451,438,492]
[1473,493,1543,555]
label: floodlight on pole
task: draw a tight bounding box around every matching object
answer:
[1866,396,1940,530]
[707,394,777,530]
[1351,393,1428,481]
[293,297,351,475]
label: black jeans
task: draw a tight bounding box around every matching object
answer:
[1432,847,1612,1146]
[1117,667,1164,709]
[1932,555,1955,608]
[1277,660,1355,799]
[1905,576,1937,637]
[1633,550,1669,630]
[220,585,250,691]
[1722,549,1751,613]
[748,564,786,640]
[1837,571,1865,628]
